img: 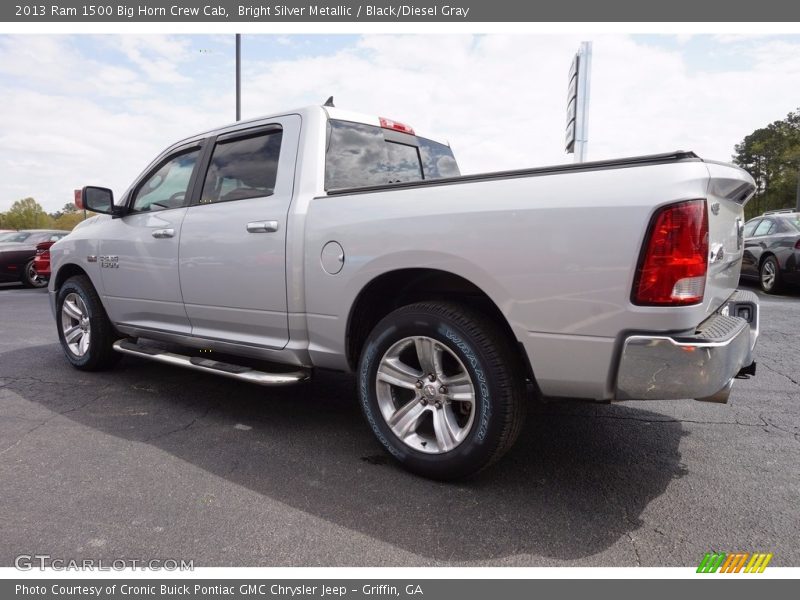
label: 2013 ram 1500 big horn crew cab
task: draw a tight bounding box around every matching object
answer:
[50,104,759,479]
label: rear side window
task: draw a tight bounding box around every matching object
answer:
[325,120,459,190]
[200,129,283,204]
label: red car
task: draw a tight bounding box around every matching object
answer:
[32,240,56,283]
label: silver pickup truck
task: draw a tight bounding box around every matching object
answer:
[49,104,759,479]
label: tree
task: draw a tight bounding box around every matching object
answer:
[52,212,91,231]
[2,198,53,229]
[48,202,79,222]
[733,108,800,219]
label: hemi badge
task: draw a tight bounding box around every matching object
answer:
[87,255,97,263]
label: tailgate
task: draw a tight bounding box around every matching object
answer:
[703,160,756,316]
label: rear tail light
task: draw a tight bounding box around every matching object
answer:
[379,117,415,136]
[633,199,709,306]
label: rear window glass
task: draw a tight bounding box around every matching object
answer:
[779,216,800,232]
[325,120,459,190]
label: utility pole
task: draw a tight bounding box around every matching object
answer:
[235,34,241,121]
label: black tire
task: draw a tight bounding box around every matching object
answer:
[21,259,47,288]
[357,302,526,480]
[759,255,783,294]
[56,275,121,371]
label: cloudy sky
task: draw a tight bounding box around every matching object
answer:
[2,33,800,212]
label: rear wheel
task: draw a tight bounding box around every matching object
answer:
[56,275,121,370]
[22,259,47,288]
[357,302,526,480]
[760,255,783,294]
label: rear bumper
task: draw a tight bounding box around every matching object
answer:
[615,289,759,402]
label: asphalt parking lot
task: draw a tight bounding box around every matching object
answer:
[1,282,798,567]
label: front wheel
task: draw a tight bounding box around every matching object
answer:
[760,255,783,294]
[357,302,526,480]
[56,275,121,371]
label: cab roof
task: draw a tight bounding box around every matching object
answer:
[172,105,446,149]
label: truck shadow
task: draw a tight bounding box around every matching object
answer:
[5,345,688,564]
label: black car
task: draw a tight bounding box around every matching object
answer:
[0,229,70,288]
[739,211,800,293]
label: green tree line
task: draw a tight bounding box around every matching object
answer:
[0,198,91,231]
[733,107,800,220]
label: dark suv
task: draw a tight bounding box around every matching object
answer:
[740,211,800,293]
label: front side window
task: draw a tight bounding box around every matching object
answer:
[132,149,200,212]
[325,120,459,190]
[200,130,283,204]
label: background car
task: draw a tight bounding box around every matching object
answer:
[0,229,69,288]
[32,240,56,283]
[740,210,800,293]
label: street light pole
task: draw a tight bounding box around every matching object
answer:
[235,34,241,122]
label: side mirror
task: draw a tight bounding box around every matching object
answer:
[77,186,118,215]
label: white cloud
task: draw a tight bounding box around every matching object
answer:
[2,34,800,214]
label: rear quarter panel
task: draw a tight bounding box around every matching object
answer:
[303,160,730,399]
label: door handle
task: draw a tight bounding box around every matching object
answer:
[247,220,279,233]
[152,228,175,239]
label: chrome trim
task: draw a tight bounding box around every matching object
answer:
[112,340,309,386]
[616,290,758,402]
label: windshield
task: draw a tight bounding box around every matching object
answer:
[325,119,460,190]
[0,232,30,243]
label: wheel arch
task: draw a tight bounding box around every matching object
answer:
[53,263,92,293]
[759,251,777,269]
[344,267,536,386]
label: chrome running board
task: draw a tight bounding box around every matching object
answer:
[112,339,310,386]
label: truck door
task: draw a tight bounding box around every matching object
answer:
[178,115,300,348]
[98,142,204,334]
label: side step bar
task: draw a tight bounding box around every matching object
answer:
[112,340,310,386]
